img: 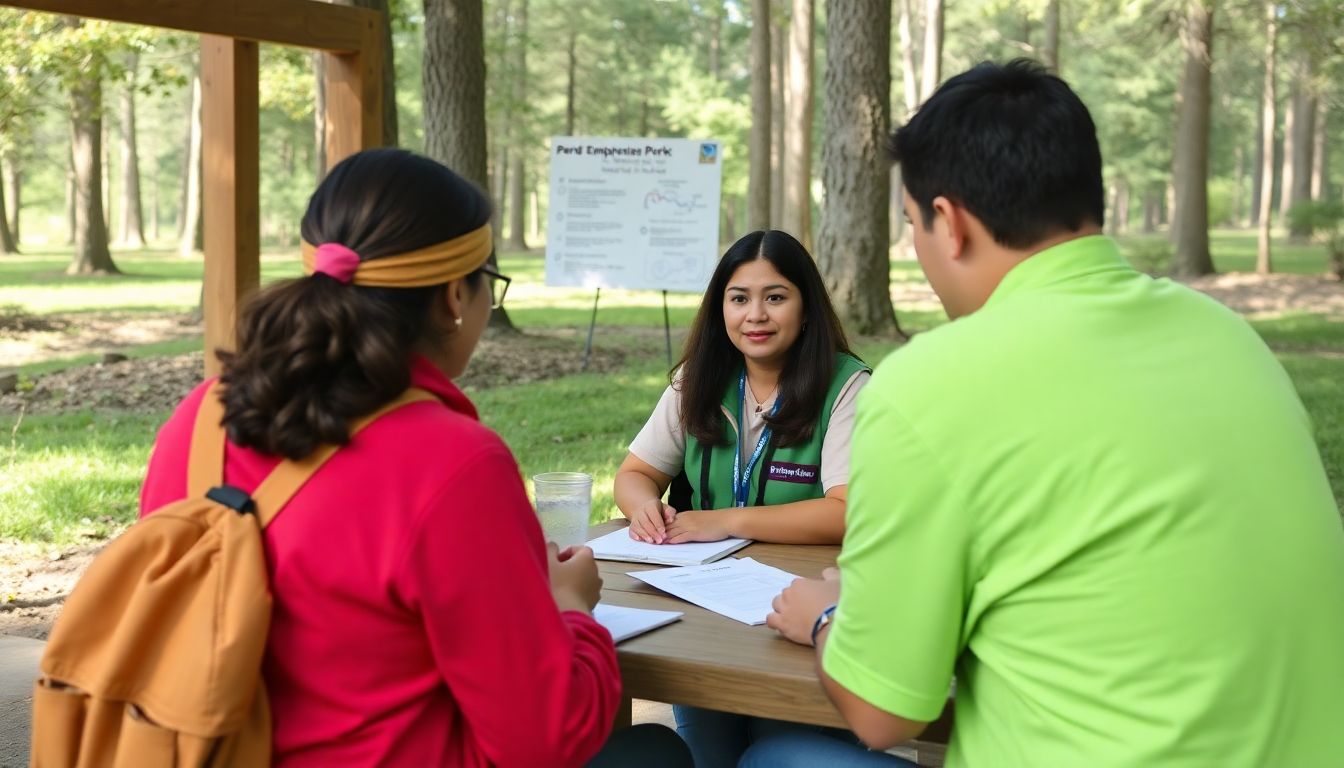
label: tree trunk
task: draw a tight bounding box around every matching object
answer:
[709,5,722,80]
[118,53,146,249]
[1287,82,1315,238]
[1042,0,1060,72]
[1250,101,1264,226]
[1115,178,1130,234]
[102,120,112,235]
[919,0,943,101]
[65,147,76,244]
[1310,102,1327,200]
[782,0,814,248]
[2,152,19,244]
[149,159,159,242]
[505,0,529,251]
[68,69,118,275]
[529,182,539,242]
[1169,0,1214,277]
[314,51,327,178]
[0,157,15,254]
[565,29,577,135]
[816,0,896,336]
[1143,184,1159,233]
[179,70,203,257]
[1256,0,1276,273]
[1231,143,1244,226]
[897,0,918,115]
[424,0,514,330]
[748,0,772,231]
[1278,79,1296,224]
[770,5,786,227]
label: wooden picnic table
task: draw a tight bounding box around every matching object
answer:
[591,520,953,746]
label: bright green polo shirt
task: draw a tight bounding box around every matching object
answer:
[824,235,1344,767]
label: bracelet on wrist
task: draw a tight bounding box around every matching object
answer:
[810,603,838,646]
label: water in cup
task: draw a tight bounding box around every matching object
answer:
[533,472,593,549]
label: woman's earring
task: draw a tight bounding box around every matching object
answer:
[454,316,463,327]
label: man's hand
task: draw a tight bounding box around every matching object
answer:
[663,509,735,543]
[628,499,677,544]
[766,567,841,646]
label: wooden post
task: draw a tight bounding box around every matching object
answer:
[324,24,383,171]
[201,35,260,377]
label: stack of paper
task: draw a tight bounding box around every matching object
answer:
[586,527,751,566]
[628,557,798,625]
[592,603,684,643]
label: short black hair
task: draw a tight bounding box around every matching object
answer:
[892,59,1104,249]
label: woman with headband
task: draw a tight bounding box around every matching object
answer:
[139,149,689,767]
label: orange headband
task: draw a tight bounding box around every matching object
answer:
[301,223,493,288]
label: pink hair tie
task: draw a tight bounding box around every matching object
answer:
[312,243,361,284]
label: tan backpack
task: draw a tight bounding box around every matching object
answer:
[30,383,434,768]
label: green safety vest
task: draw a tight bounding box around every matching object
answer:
[679,353,869,510]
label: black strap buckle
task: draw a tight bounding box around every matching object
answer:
[206,485,257,515]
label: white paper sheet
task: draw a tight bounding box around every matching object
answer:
[592,603,684,643]
[628,557,798,625]
[586,527,751,566]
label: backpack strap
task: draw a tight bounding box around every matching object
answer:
[185,383,438,526]
[186,381,228,498]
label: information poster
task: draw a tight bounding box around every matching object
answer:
[545,137,722,292]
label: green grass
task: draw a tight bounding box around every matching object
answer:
[15,337,204,377]
[1115,229,1334,276]
[2,237,1342,543]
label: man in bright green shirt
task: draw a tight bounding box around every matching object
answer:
[761,60,1344,767]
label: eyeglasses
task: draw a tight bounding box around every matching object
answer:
[479,264,512,309]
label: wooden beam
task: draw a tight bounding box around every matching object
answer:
[0,0,378,51]
[201,35,259,378]
[324,25,383,169]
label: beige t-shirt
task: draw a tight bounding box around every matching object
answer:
[628,370,870,494]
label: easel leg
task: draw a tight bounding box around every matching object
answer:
[582,287,601,371]
[662,290,672,367]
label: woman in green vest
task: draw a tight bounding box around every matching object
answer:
[616,229,870,546]
[613,229,873,766]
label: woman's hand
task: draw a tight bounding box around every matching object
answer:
[628,498,677,544]
[663,509,736,544]
[548,543,602,614]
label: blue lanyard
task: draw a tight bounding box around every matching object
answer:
[732,370,779,508]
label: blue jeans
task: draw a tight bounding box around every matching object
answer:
[739,730,919,768]
[673,705,909,768]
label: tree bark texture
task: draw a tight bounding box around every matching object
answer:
[119,53,146,248]
[1042,0,1060,72]
[2,152,19,244]
[1251,100,1264,226]
[782,0,814,248]
[0,156,16,253]
[919,0,943,102]
[1278,78,1296,224]
[506,0,529,250]
[897,0,918,115]
[816,0,895,336]
[1310,102,1327,201]
[1256,0,1276,273]
[1169,0,1215,277]
[565,29,577,135]
[770,5,786,227]
[423,0,489,191]
[179,70,203,257]
[69,71,118,274]
[748,0,772,231]
[1287,81,1315,237]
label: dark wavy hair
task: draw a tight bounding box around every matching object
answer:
[676,230,855,447]
[216,148,492,460]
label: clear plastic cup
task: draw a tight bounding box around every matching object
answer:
[532,472,593,549]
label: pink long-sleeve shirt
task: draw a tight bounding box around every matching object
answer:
[140,355,620,766]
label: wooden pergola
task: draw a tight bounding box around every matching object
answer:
[1,0,385,375]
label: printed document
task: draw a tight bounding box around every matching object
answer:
[587,527,750,566]
[592,603,684,643]
[628,557,797,625]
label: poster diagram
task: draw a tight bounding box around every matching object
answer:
[545,137,722,292]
